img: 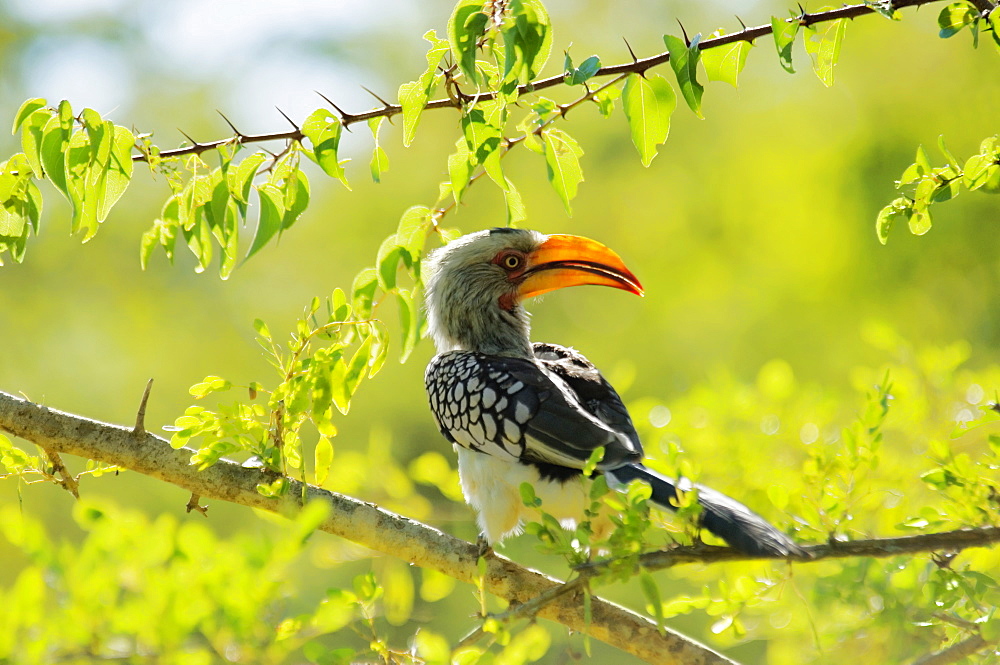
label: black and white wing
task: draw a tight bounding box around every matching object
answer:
[425,349,642,472]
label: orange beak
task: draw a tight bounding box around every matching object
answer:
[517,234,644,300]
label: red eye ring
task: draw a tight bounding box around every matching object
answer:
[494,250,524,272]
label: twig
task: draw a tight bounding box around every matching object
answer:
[910,634,994,665]
[44,448,80,498]
[570,527,1000,578]
[186,492,209,516]
[128,0,951,163]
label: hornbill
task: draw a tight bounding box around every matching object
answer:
[423,228,802,557]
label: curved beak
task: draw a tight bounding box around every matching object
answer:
[517,234,644,300]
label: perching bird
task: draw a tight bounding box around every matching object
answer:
[423,228,802,557]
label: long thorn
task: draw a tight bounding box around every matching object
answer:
[217,111,245,138]
[735,15,747,30]
[275,106,299,131]
[133,378,153,435]
[677,19,690,46]
[177,129,201,147]
[361,85,393,108]
[315,90,352,121]
[622,37,638,63]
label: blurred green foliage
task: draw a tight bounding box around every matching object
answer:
[1,0,999,663]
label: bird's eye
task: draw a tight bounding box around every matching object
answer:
[501,253,522,270]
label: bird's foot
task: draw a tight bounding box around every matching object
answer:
[475,535,493,560]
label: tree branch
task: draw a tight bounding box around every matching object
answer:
[600,525,1000,576]
[0,389,736,665]
[910,634,996,665]
[131,0,952,163]
[4,388,999,660]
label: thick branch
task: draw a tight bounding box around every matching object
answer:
[911,634,995,665]
[0,389,734,665]
[134,0,951,162]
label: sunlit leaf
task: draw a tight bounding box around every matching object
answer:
[11,98,47,134]
[398,31,450,147]
[701,33,752,88]
[448,0,489,84]
[938,2,977,38]
[563,53,601,86]
[804,18,848,86]
[246,183,285,260]
[541,128,584,214]
[503,0,553,84]
[663,34,704,118]
[622,73,676,167]
[302,109,349,186]
[368,116,390,183]
[227,152,267,204]
[771,15,801,73]
[313,436,333,487]
[396,289,419,362]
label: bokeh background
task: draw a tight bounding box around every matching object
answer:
[1,1,998,663]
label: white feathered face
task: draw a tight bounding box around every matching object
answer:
[424,228,643,354]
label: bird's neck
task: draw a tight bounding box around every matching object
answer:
[428,297,534,358]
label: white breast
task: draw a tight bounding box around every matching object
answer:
[455,446,592,544]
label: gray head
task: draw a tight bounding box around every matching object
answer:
[424,228,643,356]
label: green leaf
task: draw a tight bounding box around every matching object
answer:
[369,327,390,377]
[345,335,374,397]
[504,177,527,226]
[639,571,665,634]
[937,135,961,169]
[503,0,553,84]
[189,375,233,398]
[227,152,267,204]
[376,234,404,290]
[938,2,976,38]
[368,116,390,183]
[448,0,490,84]
[18,108,52,179]
[964,153,999,190]
[302,109,349,186]
[88,124,134,228]
[39,110,72,198]
[246,183,285,260]
[701,34,752,88]
[622,73,676,167]
[313,436,333,487]
[541,128,584,214]
[396,289,419,363]
[12,98,47,134]
[803,18,848,87]
[771,16,801,74]
[395,205,431,260]
[908,208,932,236]
[564,53,601,86]
[447,138,472,203]
[64,131,100,239]
[876,197,912,245]
[351,267,379,319]
[519,482,542,507]
[398,31,450,147]
[592,85,621,118]
[462,105,503,174]
[280,168,310,231]
[663,34,704,118]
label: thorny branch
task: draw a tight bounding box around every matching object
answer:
[131,0,966,163]
[3,388,1000,663]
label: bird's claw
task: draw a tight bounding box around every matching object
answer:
[476,535,493,560]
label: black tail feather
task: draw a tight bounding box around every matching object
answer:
[605,464,805,557]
